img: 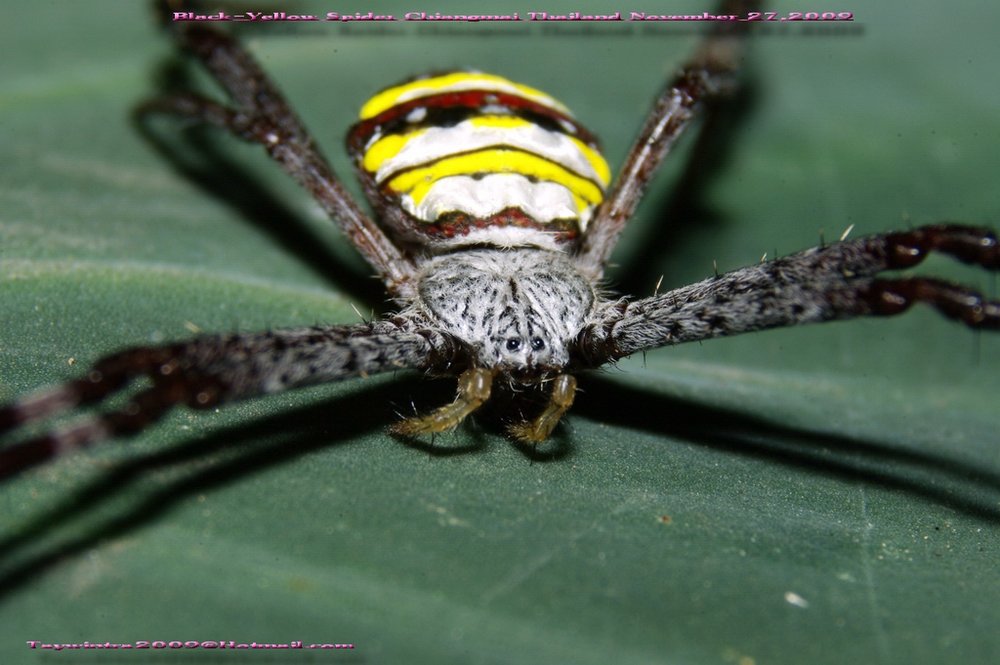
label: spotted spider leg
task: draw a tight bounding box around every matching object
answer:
[575,0,758,279]
[0,323,457,479]
[136,22,418,297]
[577,225,1000,361]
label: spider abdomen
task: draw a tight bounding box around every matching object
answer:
[347,72,610,251]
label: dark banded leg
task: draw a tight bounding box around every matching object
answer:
[577,224,1000,359]
[576,0,759,278]
[137,19,417,295]
[0,324,445,479]
[0,380,203,480]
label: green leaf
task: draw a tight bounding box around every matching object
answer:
[1,2,998,664]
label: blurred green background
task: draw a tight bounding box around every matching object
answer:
[1,1,998,663]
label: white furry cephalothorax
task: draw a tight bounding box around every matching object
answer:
[416,249,596,372]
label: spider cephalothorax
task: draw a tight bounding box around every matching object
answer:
[414,249,596,374]
[1,1,998,478]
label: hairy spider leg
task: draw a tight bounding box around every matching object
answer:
[0,325,449,479]
[576,224,1000,361]
[135,23,418,296]
[575,0,759,279]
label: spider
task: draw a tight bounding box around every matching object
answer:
[1,2,998,479]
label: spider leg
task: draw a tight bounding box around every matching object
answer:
[507,375,578,444]
[390,368,494,438]
[577,224,1000,360]
[576,0,760,278]
[136,20,417,296]
[0,323,452,479]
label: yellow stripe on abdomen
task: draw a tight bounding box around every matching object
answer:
[386,148,604,211]
[363,118,609,190]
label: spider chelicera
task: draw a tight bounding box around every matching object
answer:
[1,2,998,479]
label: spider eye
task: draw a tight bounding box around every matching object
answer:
[505,338,522,352]
[530,337,545,351]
